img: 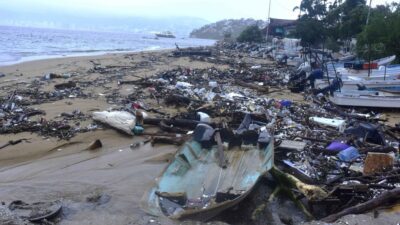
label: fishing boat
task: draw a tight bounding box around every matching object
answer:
[335,66,400,79]
[142,123,274,221]
[155,31,176,38]
[326,61,400,80]
[374,55,396,66]
[315,78,400,91]
[337,54,356,62]
[329,90,400,108]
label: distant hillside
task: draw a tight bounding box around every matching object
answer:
[0,8,209,37]
[190,19,266,40]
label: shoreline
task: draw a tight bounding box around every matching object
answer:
[0,48,173,68]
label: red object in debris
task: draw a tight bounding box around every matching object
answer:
[363,62,378,70]
[132,102,141,109]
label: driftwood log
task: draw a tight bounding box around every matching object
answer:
[322,187,400,222]
[172,50,212,57]
[159,120,188,134]
[269,167,329,219]
[270,167,328,201]
[118,79,154,87]
[151,136,186,146]
[234,80,269,93]
[0,139,30,150]
[144,118,214,129]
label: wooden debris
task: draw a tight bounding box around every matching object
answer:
[363,152,395,175]
[214,131,227,169]
[322,187,400,222]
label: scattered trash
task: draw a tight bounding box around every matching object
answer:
[310,117,346,132]
[1,41,399,224]
[196,112,211,123]
[8,200,62,222]
[337,146,360,162]
[92,111,136,135]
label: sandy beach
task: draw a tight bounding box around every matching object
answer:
[0,50,399,225]
[0,50,234,225]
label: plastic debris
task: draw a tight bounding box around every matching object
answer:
[92,111,136,135]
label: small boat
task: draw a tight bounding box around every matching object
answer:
[142,122,274,221]
[155,31,176,38]
[329,90,400,108]
[315,78,400,91]
[327,58,400,79]
[338,54,356,62]
[333,66,400,79]
[374,55,396,66]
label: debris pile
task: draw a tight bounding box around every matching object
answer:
[0,90,92,140]
[0,42,399,224]
[102,49,399,221]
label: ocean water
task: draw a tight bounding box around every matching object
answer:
[0,26,215,66]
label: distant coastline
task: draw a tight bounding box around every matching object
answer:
[0,26,216,66]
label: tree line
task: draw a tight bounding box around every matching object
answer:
[294,0,400,61]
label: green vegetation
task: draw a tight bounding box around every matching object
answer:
[190,19,266,40]
[294,0,399,61]
[237,25,265,43]
[357,3,400,60]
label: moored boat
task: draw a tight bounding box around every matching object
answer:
[155,31,176,38]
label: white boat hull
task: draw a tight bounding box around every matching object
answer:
[315,79,400,90]
[333,67,400,79]
[374,55,396,66]
[330,91,400,108]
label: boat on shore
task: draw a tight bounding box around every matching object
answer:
[335,66,400,79]
[315,78,400,91]
[374,55,396,66]
[142,123,274,221]
[155,31,176,38]
[330,90,400,108]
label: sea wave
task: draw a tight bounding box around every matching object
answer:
[0,26,216,66]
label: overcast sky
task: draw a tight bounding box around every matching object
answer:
[0,0,392,22]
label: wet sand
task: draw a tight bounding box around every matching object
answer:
[0,51,399,225]
[0,51,229,225]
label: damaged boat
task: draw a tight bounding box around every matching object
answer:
[142,117,274,221]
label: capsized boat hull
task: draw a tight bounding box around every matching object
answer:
[329,91,400,108]
[142,139,274,221]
